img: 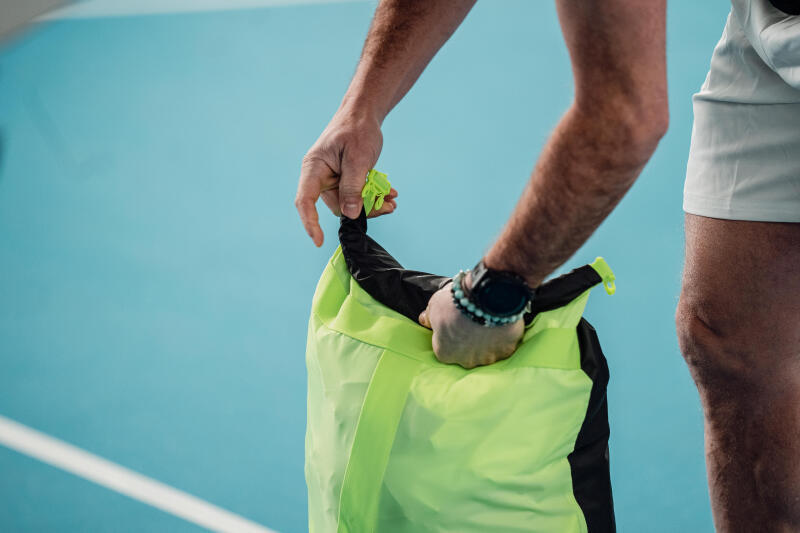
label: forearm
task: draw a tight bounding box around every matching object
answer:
[340,0,476,122]
[484,0,667,288]
[484,105,664,287]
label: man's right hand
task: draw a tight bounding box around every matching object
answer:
[295,108,398,247]
[294,0,478,247]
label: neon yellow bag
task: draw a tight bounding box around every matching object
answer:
[305,214,616,533]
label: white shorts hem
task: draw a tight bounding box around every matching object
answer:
[683,193,800,223]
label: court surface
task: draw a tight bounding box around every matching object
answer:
[0,1,731,531]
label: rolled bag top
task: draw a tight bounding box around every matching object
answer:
[313,211,616,370]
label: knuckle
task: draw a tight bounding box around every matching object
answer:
[301,151,322,168]
[339,178,365,195]
[301,150,336,177]
[433,344,453,364]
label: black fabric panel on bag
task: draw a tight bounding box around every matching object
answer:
[769,0,800,15]
[529,265,603,316]
[568,319,616,532]
[339,212,605,323]
[339,213,450,322]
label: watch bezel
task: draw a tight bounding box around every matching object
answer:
[470,260,533,317]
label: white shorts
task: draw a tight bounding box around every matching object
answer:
[684,0,800,222]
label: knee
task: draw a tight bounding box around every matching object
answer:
[675,298,762,390]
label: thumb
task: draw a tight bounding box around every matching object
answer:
[339,152,369,219]
[419,308,432,329]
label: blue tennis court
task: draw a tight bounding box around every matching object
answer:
[0,1,730,531]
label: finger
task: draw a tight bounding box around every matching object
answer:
[367,187,398,218]
[339,150,371,219]
[367,198,396,218]
[296,156,329,247]
[418,307,432,329]
[496,349,515,364]
[295,196,323,247]
[321,189,341,216]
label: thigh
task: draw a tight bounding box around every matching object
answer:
[679,214,800,375]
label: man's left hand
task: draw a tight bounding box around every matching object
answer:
[418,280,525,369]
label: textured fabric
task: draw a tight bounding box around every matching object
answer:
[305,245,615,532]
[684,0,800,222]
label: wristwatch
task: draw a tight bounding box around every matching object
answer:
[468,259,533,318]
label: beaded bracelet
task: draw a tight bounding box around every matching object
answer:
[451,270,529,327]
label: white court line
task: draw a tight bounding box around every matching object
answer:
[0,414,278,533]
[39,0,368,20]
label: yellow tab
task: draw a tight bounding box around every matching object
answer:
[590,257,616,295]
[361,169,391,215]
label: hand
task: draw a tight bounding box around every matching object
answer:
[418,277,525,369]
[295,108,398,247]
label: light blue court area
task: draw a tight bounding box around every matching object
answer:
[0,1,730,531]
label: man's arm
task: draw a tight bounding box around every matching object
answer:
[420,0,668,368]
[486,0,669,286]
[296,0,476,246]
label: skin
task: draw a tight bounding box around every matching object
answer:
[296,0,668,369]
[418,275,525,368]
[676,214,800,532]
[295,0,477,246]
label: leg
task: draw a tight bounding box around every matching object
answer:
[676,214,800,532]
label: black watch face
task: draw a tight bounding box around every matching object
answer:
[476,278,529,317]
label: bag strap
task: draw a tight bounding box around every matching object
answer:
[336,349,424,532]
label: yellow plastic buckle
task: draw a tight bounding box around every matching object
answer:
[362,169,391,216]
[590,257,616,295]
